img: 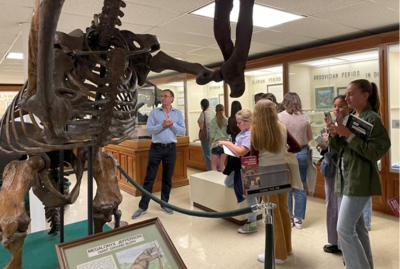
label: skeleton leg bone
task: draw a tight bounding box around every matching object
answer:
[214,0,254,98]
[0,156,46,269]
[93,151,122,234]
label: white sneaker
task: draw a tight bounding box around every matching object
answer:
[257,254,265,263]
[257,254,286,264]
[294,217,302,229]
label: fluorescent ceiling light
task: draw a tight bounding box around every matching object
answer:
[263,66,283,73]
[245,66,283,76]
[245,70,271,76]
[389,45,399,52]
[336,51,378,62]
[191,1,304,29]
[6,52,23,60]
[165,82,184,87]
[301,58,347,67]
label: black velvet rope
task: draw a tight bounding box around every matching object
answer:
[116,165,255,218]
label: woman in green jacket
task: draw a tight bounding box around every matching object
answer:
[326,79,390,269]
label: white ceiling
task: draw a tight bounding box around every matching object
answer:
[0,0,398,84]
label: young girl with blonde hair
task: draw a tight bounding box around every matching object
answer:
[219,109,258,233]
[252,100,301,265]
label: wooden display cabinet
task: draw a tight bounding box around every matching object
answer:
[187,143,207,171]
[105,136,189,196]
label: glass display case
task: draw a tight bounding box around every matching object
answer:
[0,91,18,118]
[133,80,186,140]
[227,65,284,111]
[185,79,224,142]
[388,44,399,172]
[288,49,380,159]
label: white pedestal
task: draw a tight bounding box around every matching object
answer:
[190,171,262,225]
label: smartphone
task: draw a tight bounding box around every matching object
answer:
[323,111,333,124]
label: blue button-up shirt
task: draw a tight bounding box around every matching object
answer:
[146,106,186,143]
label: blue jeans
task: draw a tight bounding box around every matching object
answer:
[363,197,372,229]
[288,145,309,220]
[224,171,257,222]
[338,195,373,269]
[201,132,211,171]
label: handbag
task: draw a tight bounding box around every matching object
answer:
[285,151,303,190]
[320,148,338,178]
[198,112,208,141]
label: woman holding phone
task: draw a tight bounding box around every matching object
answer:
[326,79,390,268]
[318,95,350,254]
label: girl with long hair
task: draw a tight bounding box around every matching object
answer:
[219,109,258,233]
[326,79,390,268]
[252,99,300,264]
[198,99,215,171]
[278,92,313,229]
[227,101,242,143]
[209,104,229,171]
[318,95,350,254]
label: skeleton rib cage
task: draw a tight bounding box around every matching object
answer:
[0,0,160,156]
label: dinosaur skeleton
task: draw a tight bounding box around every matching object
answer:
[0,0,254,268]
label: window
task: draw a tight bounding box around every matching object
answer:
[227,65,283,111]
[185,79,224,142]
[388,44,399,172]
[136,80,186,139]
[288,49,380,159]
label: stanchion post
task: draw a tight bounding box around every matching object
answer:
[59,150,65,243]
[264,196,276,269]
[87,147,93,235]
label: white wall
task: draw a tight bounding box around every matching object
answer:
[289,60,380,111]
[289,65,312,109]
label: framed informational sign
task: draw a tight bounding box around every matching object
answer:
[315,86,334,110]
[56,218,186,269]
[208,97,218,109]
[337,86,347,96]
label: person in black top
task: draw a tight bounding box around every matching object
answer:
[226,100,242,143]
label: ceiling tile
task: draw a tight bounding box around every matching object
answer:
[0,21,23,36]
[315,1,399,30]
[371,0,399,11]
[0,34,18,46]
[60,0,104,18]
[148,28,216,47]
[270,17,362,40]
[255,0,366,16]
[251,30,319,47]
[248,42,283,54]
[159,14,214,36]
[124,0,212,13]
[159,42,202,54]
[0,0,34,7]
[0,3,32,23]
[57,13,93,33]
[186,47,225,58]
[122,3,182,27]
